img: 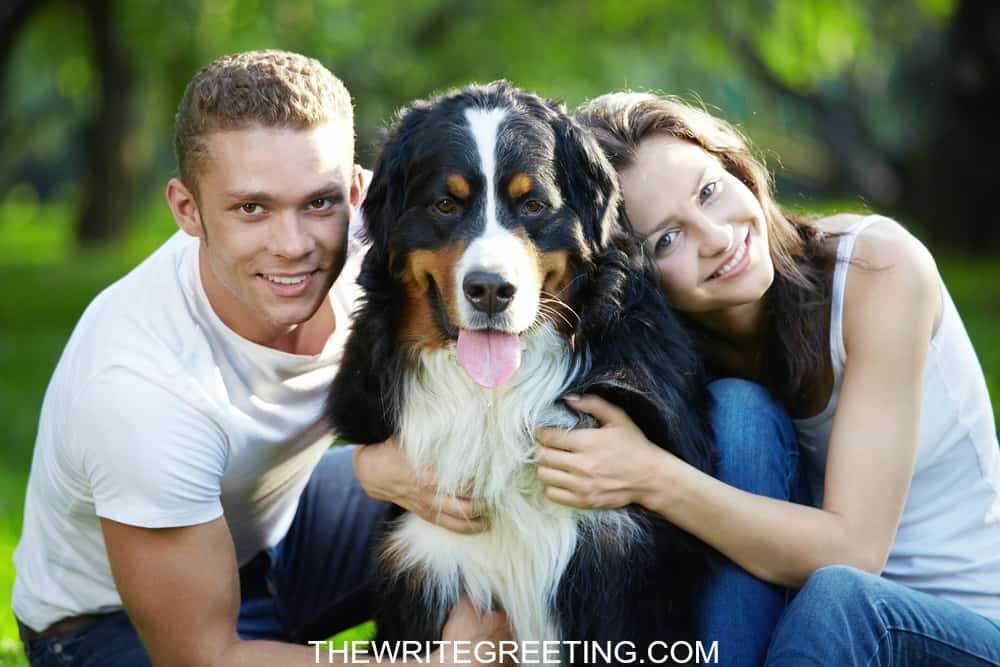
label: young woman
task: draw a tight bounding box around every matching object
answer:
[531,92,1000,665]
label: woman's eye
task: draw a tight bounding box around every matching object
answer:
[654,229,680,254]
[433,198,459,216]
[522,199,548,217]
[240,203,263,215]
[698,181,718,205]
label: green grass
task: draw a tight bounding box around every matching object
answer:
[1,204,998,665]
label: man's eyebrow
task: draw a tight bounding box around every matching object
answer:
[642,164,712,242]
[223,189,275,203]
[222,183,345,204]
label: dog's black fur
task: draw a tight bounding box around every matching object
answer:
[327,82,717,660]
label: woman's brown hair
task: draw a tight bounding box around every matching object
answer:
[575,92,836,412]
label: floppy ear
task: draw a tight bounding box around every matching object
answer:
[571,239,717,475]
[552,112,621,252]
[325,123,413,444]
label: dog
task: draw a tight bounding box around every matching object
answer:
[327,81,717,664]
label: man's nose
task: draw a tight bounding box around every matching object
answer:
[271,213,314,258]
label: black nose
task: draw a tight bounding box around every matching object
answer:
[463,271,516,315]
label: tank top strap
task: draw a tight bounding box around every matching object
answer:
[828,215,887,371]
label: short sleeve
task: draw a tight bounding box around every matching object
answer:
[73,368,227,528]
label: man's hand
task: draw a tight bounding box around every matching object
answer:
[434,596,513,665]
[353,439,488,534]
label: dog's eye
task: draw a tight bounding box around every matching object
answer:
[432,198,460,217]
[521,199,547,217]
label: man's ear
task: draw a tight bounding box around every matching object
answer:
[349,164,365,210]
[166,178,204,239]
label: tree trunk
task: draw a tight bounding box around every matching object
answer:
[76,0,136,246]
[913,0,1000,253]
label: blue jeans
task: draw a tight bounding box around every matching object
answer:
[22,445,388,666]
[700,379,1000,666]
[697,379,802,667]
[765,565,1000,666]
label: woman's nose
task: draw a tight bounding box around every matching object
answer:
[697,217,735,258]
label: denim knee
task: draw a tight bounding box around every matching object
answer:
[707,379,799,499]
[797,565,877,610]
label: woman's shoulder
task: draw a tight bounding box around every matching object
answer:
[815,213,937,280]
[821,214,942,346]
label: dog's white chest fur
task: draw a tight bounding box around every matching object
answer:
[382,324,638,657]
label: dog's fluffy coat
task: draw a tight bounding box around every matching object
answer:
[327,82,717,664]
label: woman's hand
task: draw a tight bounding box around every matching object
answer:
[353,438,488,534]
[534,394,673,511]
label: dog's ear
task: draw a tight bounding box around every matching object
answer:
[326,121,415,444]
[572,249,717,474]
[552,112,621,252]
[325,247,401,444]
[359,117,413,256]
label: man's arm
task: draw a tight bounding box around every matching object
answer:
[102,517,511,666]
[102,516,324,666]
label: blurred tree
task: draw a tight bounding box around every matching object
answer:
[1,0,996,252]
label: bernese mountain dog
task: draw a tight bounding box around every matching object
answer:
[327,81,717,663]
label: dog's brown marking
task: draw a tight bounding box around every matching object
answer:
[401,242,466,349]
[507,173,533,200]
[538,247,579,335]
[447,174,471,200]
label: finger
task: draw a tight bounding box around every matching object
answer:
[543,485,587,509]
[433,495,484,520]
[565,393,629,427]
[535,444,579,472]
[430,510,489,534]
[534,426,577,451]
[535,465,581,492]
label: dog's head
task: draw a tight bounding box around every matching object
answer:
[368,80,619,375]
[329,82,713,472]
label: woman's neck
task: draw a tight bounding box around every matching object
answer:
[691,298,767,345]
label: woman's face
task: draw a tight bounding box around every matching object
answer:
[619,135,774,317]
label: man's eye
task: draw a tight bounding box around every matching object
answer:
[308,198,333,211]
[654,229,680,254]
[522,199,548,217]
[433,198,459,216]
[241,203,263,215]
[698,181,718,205]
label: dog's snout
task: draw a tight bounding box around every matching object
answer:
[463,271,516,315]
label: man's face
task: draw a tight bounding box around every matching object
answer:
[185,123,360,345]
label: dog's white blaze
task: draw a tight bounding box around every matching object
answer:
[386,324,643,661]
[458,107,539,331]
[465,107,506,237]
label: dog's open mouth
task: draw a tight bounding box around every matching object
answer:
[456,328,522,389]
[425,275,525,388]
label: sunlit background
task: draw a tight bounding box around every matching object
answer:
[1,0,997,661]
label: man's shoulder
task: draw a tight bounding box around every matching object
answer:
[61,232,207,387]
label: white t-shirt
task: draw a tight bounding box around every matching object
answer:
[795,215,1000,620]
[13,227,365,632]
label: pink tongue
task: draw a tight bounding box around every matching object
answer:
[456,329,522,388]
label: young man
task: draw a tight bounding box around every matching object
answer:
[13,50,505,666]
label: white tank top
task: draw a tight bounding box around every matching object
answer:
[793,215,1000,620]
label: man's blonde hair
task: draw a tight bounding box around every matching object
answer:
[174,50,353,193]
